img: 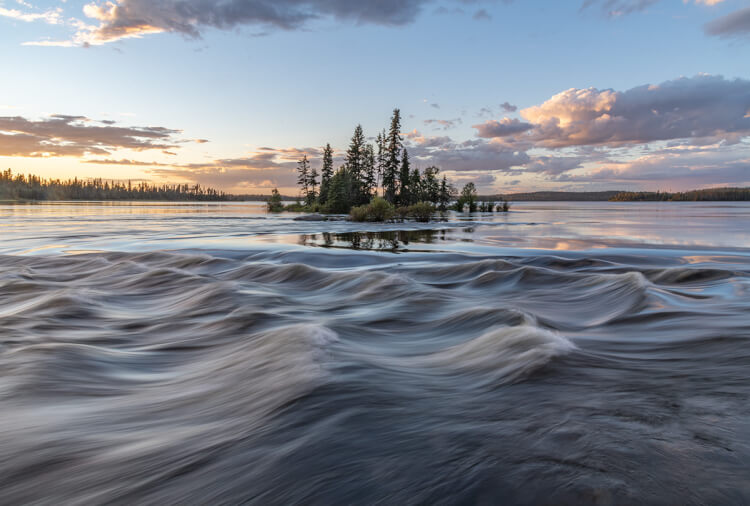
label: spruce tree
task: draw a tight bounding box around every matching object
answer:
[297,154,310,200]
[319,143,333,204]
[410,167,422,204]
[398,147,411,205]
[383,109,402,204]
[423,166,440,203]
[307,164,319,205]
[266,188,284,212]
[438,175,453,211]
[375,131,387,195]
[363,144,376,200]
[327,167,353,214]
[346,124,367,205]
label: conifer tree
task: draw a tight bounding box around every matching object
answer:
[398,147,411,205]
[375,131,387,195]
[438,175,453,211]
[327,167,353,213]
[383,109,402,203]
[319,143,333,204]
[363,144,376,199]
[297,154,310,199]
[423,166,440,203]
[346,124,367,205]
[410,167,422,204]
[307,164,319,205]
[266,188,284,212]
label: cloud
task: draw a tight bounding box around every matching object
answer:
[466,75,750,189]
[83,158,172,166]
[489,75,750,148]
[409,75,750,188]
[407,134,530,172]
[449,172,496,186]
[424,118,462,130]
[474,118,533,138]
[500,102,517,113]
[556,145,750,189]
[473,9,491,21]
[580,0,660,16]
[0,6,62,24]
[705,6,750,39]
[150,166,301,190]
[522,155,586,176]
[0,115,182,157]
[477,107,494,118]
[581,0,723,16]
[148,146,323,190]
[44,0,496,46]
[18,0,731,46]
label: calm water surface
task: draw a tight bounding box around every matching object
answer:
[1,201,749,504]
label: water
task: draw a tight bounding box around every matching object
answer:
[1,201,749,504]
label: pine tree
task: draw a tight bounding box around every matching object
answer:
[319,143,333,204]
[267,188,284,212]
[423,166,440,204]
[297,155,310,199]
[398,147,411,205]
[346,124,367,205]
[410,167,422,204]
[327,167,353,214]
[383,109,402,203]
[438,175,453,211]
[307,164,319,205]
[375,131,387,196]
[363,144,376,200]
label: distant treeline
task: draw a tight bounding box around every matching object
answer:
[0,169,249,201]
[481,191,624,201]
[481,188,750,202]
[610,188,750,201]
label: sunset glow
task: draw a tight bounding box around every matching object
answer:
[1,0,748,195]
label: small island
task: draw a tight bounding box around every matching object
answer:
[267,109,510,221]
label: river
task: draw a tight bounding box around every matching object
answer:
[1,201,749,504]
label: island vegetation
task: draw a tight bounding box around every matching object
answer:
[268,109,510,221]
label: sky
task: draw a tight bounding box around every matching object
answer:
[1,0,749,195]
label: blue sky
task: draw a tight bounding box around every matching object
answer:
[1,0,749,194]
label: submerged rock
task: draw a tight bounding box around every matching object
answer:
[293,213,329,221]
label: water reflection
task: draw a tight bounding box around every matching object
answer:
[299,229,460,251]
[2,201,750,256]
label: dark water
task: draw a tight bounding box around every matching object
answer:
[1,202,750,504]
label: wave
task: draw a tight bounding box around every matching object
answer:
[417,324,575,385]
[1,249,750,504]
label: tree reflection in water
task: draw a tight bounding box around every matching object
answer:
[298,229,466,251]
